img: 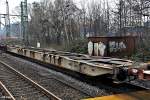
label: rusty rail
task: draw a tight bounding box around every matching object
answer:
[0,81,15,100]
[0,61,62,100]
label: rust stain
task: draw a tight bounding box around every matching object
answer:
[88,36,137,57]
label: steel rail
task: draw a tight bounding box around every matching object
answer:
[0,60,62,100]
[0,81,16,100]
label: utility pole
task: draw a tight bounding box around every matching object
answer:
[0,0,22,39]
[21,0,28,45]
[0,15,1,30]
[5,0,10,37]
[21,2,24,40]
[24,0,28,45]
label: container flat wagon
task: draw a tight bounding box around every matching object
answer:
[3,45,150,83]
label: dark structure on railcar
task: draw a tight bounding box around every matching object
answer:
[0,44,7,51]
[88,36,137,57]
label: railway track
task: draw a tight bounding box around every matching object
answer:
[0,60,61,100]
[0,52,149,99]
[0,81,15,100]
[91,79,147,94]
[0,53,95,99]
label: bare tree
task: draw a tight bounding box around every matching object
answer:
[27,0,150,51]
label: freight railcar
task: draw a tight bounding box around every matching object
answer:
[2,45,150,83]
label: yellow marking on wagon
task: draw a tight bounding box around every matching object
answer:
[82,90,150,100]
